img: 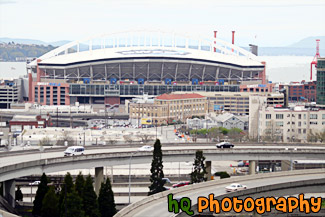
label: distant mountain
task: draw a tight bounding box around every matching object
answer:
[0,37,47,45]
[0,37,71,47]
[49,40,72,47]
[257,47,325,56]
[288,36,325,49]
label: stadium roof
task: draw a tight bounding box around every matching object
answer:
[28,31,264,69]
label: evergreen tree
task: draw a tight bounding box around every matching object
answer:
[98,178,117,217]
[63,172,74,193]
[190,150,207,183]
[15,186,23,201]
[75,172,85,199]
[59,172,74,217]
[41,186,59,217]
[82,175,100,217]
[62,189,85,217]
[148,139,165,195]
[33,173,49,216]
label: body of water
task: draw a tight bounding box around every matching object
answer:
[0,56,315,82]
[0,62,27,79]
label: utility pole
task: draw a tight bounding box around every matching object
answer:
[206,116,209,142]
[56,107,59,127]
[83,131,85,146]
[70,105,73,128]
[155,120,158,140]
[105,105,107,129]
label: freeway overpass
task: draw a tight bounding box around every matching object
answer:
[114,169,325,217]
[1,144,325,208]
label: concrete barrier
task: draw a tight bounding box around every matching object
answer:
[113,168,325,217]
[0,210,19,217]
[180,177,325,216]
[1,149,325,182]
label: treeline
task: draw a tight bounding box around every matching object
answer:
[32,172,116,217]
[190,127,243,136]
[0,42,56,61]
[190,127,245,141]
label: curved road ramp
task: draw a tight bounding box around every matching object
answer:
[114,169,325,217]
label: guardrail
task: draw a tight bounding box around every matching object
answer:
[178,178,325,216]
[1,148,325,181]
[1,142,324,158]
[113,168,325,217]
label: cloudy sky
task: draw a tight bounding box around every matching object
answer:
[0,0,324,46]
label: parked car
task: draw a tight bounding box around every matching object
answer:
[237,161,249,167]
[29,181,41,186]
[216,142,234,149]
[172,181,190,188]
[64,146,85,156]
[225,183,247,192]
[138,145,154,152]
[162,178,171,184]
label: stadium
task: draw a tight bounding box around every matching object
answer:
[27,31,266,106]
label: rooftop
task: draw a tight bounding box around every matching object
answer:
[212,113,248,123]
[11,114,49,122]
[11,115,39,122]
[173,91,283,98]
[156,93,205,100]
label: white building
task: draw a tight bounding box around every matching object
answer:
[257,105,325,142]
[187,113,248,131]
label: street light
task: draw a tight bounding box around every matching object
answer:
[155,120,158,140]
[128,151,138,204]
[128,148,152,204]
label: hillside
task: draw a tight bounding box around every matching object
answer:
[0,42,57,62]
[288,36,325,49]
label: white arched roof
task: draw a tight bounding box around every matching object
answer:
[29,30,262,67]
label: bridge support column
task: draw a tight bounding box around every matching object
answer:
[281,160,290,171]
[95,167,104,196]
[249,160,256,175]
[205,161,212,181]
[2,180,16,208]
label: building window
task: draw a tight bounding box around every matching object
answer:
[265,121,271,126]
[276,114,284,119]
[310,114,318,119]
[298,114,301,119]
[322,114,325,119]
[304,114,306,119]
[276,121,283,127]
[303,129,306,134]
[298,129,301,133]
[310,121,318,125]
[298,122,301,126]
[266,114,271,119]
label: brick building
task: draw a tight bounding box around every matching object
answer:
[129,93,207,125]
[9,114,51,132]
[279,81,317,102]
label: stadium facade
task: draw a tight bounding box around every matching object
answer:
[27,31,266,106]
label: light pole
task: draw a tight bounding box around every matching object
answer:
[128,151,138,204]
[155,120,158,140]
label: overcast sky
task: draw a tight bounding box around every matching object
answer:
[0,0,324,46]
